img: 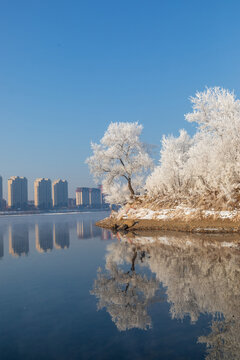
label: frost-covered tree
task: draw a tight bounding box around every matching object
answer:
[86,122,153,204]
[185,88,240,207]
[146,87,240,209]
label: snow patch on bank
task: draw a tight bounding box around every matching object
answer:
[116,206,240,221]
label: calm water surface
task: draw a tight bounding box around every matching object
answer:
[0,211,239,360]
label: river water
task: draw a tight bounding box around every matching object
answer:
[0,211,239,360]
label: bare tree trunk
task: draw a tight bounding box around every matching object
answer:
[128,178,135,197]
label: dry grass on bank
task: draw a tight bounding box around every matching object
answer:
[96,196,240,233]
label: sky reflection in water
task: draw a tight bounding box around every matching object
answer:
[0,212,239,360]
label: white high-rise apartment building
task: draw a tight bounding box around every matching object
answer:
[76,187,101,207]
[8,176,28,209]
[76,187,89,206]
[34,178,52,209]
[52,179,68,208]
[0,175,2,209]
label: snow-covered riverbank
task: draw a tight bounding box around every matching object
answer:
[117,205,240,221]
[96,204,240,233]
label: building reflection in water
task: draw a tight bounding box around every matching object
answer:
[9,224,29,257]
[53,222,70,249]
[92,232,240,358]
[2,217,113,260]
[77,219,101,239]
[101,228,113,241]
[35,223,53,253]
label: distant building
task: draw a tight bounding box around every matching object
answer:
[98,184,104,205]
[89,188,101,207]
[8,176,28,209]
[52,179,68,208]
[28,200,35,210]
[76,187,90,207]
[98,184,109,208]
[0,176,2,209]
[1,199,6,211]
[68,198,76,208]
[34,178,52,209]
[76,187,102,207]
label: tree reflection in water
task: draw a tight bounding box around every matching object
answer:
[91,241,162,331]
[92,231,240,358]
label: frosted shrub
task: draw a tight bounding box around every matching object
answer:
[146,129,193,200]
[146,87,240,209]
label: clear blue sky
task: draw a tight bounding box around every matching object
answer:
[1,0,240,199]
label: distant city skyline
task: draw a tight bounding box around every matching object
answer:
[0,174,104,210]
[2,1,240,198]
[1,175,71,203]
[0,174,93,200]
[1,173,93,200]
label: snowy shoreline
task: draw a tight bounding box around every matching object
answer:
[116,206,240,221]
[96,205,240,233]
